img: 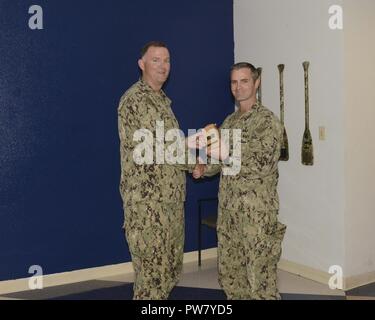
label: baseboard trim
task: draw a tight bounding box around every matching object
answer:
[0,262,132,296]
[344,270,375,291]
[277,259,332,287]
[183,247,217,264]
[0,248,217,295]
[278,259,375,291]
[2,250,373,295]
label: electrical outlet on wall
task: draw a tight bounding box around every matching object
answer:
[319,126,326,141]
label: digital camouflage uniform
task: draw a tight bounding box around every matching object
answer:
[205,102,287,300]
[118,79,191,300]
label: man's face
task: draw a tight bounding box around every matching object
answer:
[138,46,170,89]
[230,68,259,102]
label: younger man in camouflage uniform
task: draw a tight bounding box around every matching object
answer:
[118,42,192,299]
[193,63,287,299]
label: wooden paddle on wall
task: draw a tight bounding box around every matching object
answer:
[301,61,314,165]
[278,64,289,161]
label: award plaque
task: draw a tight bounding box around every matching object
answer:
[204,123,220,148]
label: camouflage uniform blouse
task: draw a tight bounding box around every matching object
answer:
[118,80,190,206]
[206,102,283,212]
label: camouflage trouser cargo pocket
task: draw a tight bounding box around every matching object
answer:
[124,202,184,259]
[248,221,286,263]
[167,203,184,254]
[124,203,164,258]
[244,212,287,297]
[123,202,185,299]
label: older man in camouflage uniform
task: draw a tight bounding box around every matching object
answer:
[118,41,193,300]
[194,62,287,299]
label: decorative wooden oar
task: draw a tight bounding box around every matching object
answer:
[301,61,313,165]
[278,64,289,161]
[257,67,262,105]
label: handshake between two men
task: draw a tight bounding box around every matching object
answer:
[186,124,229,179]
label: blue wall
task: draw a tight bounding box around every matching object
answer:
[0,0,234,281]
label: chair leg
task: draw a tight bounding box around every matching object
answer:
[198,202,202,267]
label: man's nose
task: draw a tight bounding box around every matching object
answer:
[159,62,168,69]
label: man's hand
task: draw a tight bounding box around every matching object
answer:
[186,130,207,149]
[192,164,206,179]
[207,139,229,161]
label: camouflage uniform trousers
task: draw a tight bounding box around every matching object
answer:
[217,205,286,300]
[123,201,184,300]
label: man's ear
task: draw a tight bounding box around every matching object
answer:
[254,77,260,90]
[138,58,145,72]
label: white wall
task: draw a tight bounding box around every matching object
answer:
[344,0,375,278]
[234,0,346,274]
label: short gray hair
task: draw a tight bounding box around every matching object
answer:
[140,41,168,58]
[230,62,259,81]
